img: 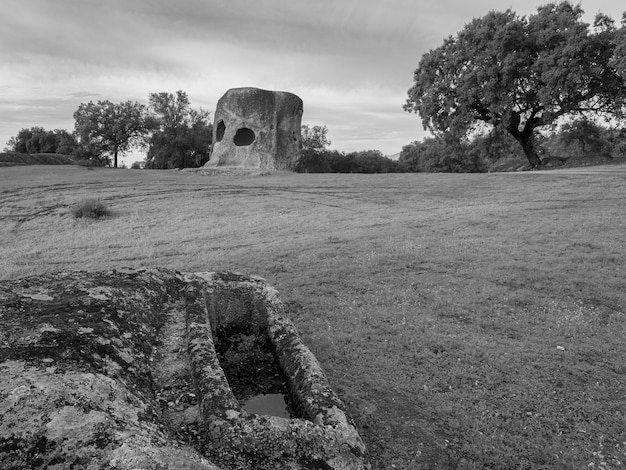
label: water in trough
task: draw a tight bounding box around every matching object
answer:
[214,330,298,418]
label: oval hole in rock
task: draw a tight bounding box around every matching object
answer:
[233,128,255,146]
[216,120,226,142]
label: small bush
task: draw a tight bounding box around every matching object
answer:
[71,199,110,219]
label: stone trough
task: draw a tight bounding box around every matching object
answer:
[0,268,369,469]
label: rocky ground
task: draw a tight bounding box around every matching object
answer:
[0,268,369,469]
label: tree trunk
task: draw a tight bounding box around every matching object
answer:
[113,148,118,168]
[506,117,542,168]
[517,132,542,168]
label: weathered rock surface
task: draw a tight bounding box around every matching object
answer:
[0,269,218,470]
[206,87,303,171]
[0,269,370,469]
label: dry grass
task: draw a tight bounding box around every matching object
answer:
[71,198,110,219]
[1,164,626,468]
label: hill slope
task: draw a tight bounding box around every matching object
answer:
[0,152,75,166]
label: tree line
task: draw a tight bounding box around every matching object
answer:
[6,128,77,156]
[7,2,626,173]
[296,125,403,173]
[5,91,212,169]
[297,120,626,174]
[399,120,626,173]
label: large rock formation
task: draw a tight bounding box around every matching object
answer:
[0,268,370,469]
[206,87,303,171]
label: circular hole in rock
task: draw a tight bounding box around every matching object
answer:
[216,120,226,142]
[233,127,255,146]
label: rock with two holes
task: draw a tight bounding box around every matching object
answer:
[206,87,303,171]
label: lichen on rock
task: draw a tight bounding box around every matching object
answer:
[0,269,217,469]
[0,268,369,469]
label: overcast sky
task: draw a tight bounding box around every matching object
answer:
[1,0,624,163]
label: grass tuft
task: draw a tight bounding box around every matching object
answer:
[71,198,110,219]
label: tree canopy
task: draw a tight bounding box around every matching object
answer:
[612,13,626,80]
[144,90,212,169]
[74,100,153,167]
[405,2,626,167]
[6,127,77,155]
[301,124,331,152]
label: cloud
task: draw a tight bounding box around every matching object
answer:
[2,0,625,155]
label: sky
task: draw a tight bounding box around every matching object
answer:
[1,0,625,164]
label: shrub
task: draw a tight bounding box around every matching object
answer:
[294,148,332,173]
[71,199,110,219]
[400,135,486,173]
[295,148,408,173]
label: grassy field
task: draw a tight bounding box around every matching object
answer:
[1,164,625,469]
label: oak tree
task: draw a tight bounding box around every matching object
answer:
[405,2,626,167]
[74,100,152,167]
